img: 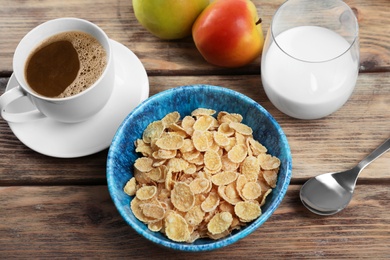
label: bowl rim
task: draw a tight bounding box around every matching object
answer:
[107,84,292,252]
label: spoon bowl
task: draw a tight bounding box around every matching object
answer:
[300,138,390,215]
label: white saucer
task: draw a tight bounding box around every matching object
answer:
[5,39,149,158]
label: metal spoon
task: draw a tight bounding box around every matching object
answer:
[300,138,390,215]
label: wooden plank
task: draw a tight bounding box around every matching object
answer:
[0,0,389,75]
[1,72,389,184]
[0,184,388,258]
[148,73,390,182]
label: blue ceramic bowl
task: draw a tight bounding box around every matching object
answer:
[107,85,292,252]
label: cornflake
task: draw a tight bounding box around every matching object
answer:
[192,130,209,151]
[140,203,165,220]
[228,144,247,163]
[189,177,210,194]
[234,201,262,222]
[211,171,238,186]
[201,190,220,212]
[165,211,190,242]
[171,182,195,212]
[207,212,233,235]
[161,111,180,127]
[123,177,136,196]
[124,108,281,243]
[241,181,262,200]
[155,134,184,150]
[136,185,157,200]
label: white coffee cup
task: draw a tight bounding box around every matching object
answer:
[0,18,115,123]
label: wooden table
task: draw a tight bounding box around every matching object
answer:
[1,0,389,258]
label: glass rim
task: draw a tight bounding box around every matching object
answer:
[270,0,359,63]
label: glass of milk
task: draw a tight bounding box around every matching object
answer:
[261,0,359,119]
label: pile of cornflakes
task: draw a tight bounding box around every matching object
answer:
[124,108,280,243]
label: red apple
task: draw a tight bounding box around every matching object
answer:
[192,0,264,68]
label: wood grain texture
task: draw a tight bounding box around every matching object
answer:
[0,0,389,76]
[0,185,389,259]
[0,0,389,258]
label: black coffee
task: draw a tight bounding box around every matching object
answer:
[25,31,106,98]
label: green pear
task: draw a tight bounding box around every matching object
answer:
[133,0,209,40]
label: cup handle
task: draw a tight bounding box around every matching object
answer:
[0,86,46,123]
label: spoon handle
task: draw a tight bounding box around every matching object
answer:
[357,138,390,171]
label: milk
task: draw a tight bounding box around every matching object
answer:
[261,26,359,119]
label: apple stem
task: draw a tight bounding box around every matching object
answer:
[256,18,262,25]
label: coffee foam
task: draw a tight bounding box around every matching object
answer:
[39,31,107,98]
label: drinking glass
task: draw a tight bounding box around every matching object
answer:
[261,0,359,119]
